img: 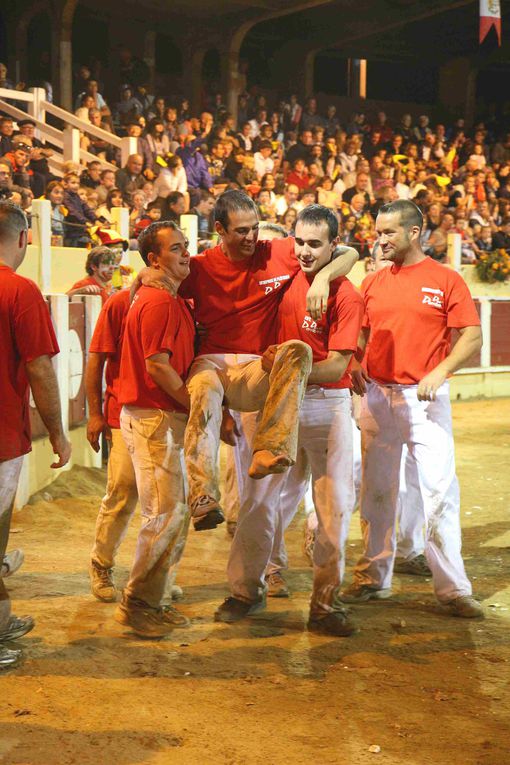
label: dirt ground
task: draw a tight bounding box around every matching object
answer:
[0,398,509,765]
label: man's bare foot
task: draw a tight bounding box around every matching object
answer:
[248,450,292,480]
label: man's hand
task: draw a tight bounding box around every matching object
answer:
[261,345,278,374]
[306,274,329,320]
[49,433,72,469]
[87,414,112,453]
[351,367,371,396]
[417,368,447,401]
[82,284,103,295]
[220,410,240,446]
[137,266,176,294]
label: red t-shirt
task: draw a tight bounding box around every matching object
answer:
[278,270,364,388]
[69,276,113,305]
[0,265,59,460]
[362,257,481,384]
[118,286,195,412]
[179,238,299,355]
[89,289,130,428]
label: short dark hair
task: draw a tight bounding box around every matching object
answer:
[138,220,180,265]
[167,191,184,207]
[0,200,28,241]
[258,140,272,151]
[85,246,115,275]
[296,203,338,242]
[378,199,423,232]
[214,189,258,230]
[167,155,181,170]
[198,189,215,203]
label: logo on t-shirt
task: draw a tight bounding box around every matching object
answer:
[421,287,444,309]
[259,274,291,295]
[301,314,323,334]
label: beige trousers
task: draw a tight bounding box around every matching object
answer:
[184,341,312,509]
[120,407,189,608]
[0,456,24,631]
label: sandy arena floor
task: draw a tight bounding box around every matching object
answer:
[0,398,509,765]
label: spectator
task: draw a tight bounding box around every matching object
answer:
[128,190,147,237]
[96,187,126,225]
[189,190,215,250]
[474,225,493,254]
[324,105,341,137]
[342,172,372,209]
[177,134,214,204]
[44,181,67,243]
[62,171,98,247]
[96,169,116,204]
[113,86,143,128]
[237,122,253,152]
[124,120,153,174]
[280,207,297,233]
[166,191,186,223]
[115,154,145,199]
[286,158,311,191]
[253,140,274,180]
[66,246,116,303]
[134,200,162,237]
[493,217,510,251]
[145,118,171,168]
[0,117,15,156]
[2,140,36,194]
[80,160,103,189]
[426,211,454,261]
[286,129,314,166]
[0,160,12,199]
[300,97,323,131]
[74,79,109,115]
[152,155,188,208]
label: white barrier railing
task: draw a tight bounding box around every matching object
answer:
[0,86,137,173]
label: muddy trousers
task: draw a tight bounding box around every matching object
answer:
[91,428,187,597]
[354,382,472,603]
[184,342,312,511]
[0,456,24,631]
[228,388,354,615]
[120,407,189,608]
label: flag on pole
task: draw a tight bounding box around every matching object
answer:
[480,0,501,45]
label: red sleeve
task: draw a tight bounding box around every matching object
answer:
[328,286,365,353]
[270,237,300,276]
[360,274,372,330]
[15,281,59,362]
[446,272,481,328]
[140,298,180,359]
[89,297,123,354]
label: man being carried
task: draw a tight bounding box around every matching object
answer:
[216,205,364,629]
[175,190,358,530]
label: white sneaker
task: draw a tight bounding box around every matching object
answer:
[443,596,484,619]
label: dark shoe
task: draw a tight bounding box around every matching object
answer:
[394,553,431,577]
[0,646,22,669]
[1,549,24,578]
[191,496,225,531]
[265,571,290,598]
[308,609,357,637]
[115,596,180,638]
[214,596,266,623]
[0,615,35,642]
[89,560,117,602]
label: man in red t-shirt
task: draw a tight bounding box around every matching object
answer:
[176,189,358,532]
[114,222,195,638]
[216,206,364,631]
[85,289,185,604]
[341,199,484,618]
[0,201,71,668]
[67,246,117,305]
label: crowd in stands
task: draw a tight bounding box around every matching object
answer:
[1,55,510,261]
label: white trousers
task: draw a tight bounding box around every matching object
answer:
[355,382,472,602]
[228,388,354,614]
[0,456,24,630]
[120,407,189,607]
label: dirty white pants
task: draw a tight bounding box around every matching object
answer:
[120,407,189,608]
[91,428,138,569]
[354,382,472,602]
[184,343,312,510]
[0,456,24,630]
[228,389,354,613]
[353,427,425,560]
